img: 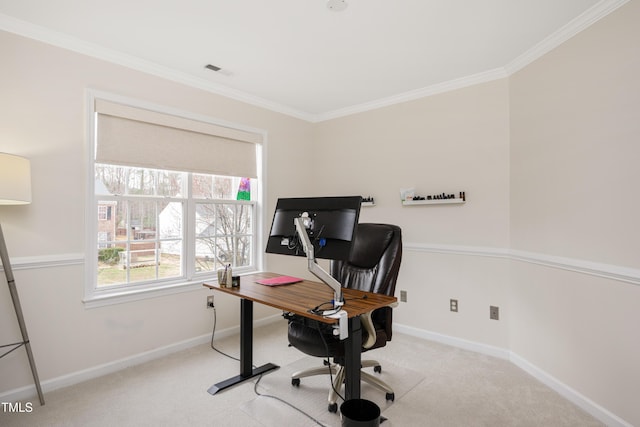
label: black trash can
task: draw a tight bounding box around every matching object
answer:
[340,399,381,427]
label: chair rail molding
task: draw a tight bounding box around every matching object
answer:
[5,247,640,287]
[404,243,640,286]
[0,253,84,272]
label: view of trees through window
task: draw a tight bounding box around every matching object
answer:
[95,164,254,288]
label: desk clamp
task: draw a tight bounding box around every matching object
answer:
[325,310,348,340]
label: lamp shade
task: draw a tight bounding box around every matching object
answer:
[0,153,32,205]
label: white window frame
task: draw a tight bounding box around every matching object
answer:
[84,90,266,307]
[97,205,109,220]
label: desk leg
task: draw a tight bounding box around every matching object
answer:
[240,298,253,377]
[343,316,362,400]
[208,298,279,395]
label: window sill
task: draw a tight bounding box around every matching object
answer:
[84,266,259,308]
[83,279,209,309]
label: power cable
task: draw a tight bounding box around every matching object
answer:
[209,307,330,427]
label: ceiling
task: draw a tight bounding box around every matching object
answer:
[0,0,625,121]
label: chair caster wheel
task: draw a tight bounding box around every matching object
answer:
[291,378,300,387]
[328,403,338,413]
[374,365,382,373]
[386,392,395,401]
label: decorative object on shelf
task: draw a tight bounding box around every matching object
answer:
[399,188,415,202]
[0,152,45,405]
[361,196,375,207]
[401,190,466,206]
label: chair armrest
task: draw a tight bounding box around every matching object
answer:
[361,311,376,349]
[361,301,397,349]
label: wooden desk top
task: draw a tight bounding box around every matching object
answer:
[203,272,397,324]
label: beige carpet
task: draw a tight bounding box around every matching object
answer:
[0,321,604,427]
[241,356,425,426]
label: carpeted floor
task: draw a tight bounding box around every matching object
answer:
[241,356,425,426]
[0,321,603,427]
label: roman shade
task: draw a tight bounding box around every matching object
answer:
[95,99,260,178]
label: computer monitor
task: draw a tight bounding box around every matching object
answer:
[266,196,362,260]
[265,196,362,306]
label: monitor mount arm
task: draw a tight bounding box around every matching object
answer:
[294,216,344,307]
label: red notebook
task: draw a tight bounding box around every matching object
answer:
[256,276,303,286]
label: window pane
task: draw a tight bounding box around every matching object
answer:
[129,200,157,240]
[193,202,253,271]
[195,239,218,273]
[159,243,182,279]
[236,204,253,235]
[213,176,234,199]
[159,202,183,238]
[127,168,156,195]
[128,256,158,283]
[97,252,126,286]
[96,164,126,195]
[216,236,233,265]
[192,174,235,199]
[96,199,125,287]
[129,244,157,270]
[235,236,251,266]
[157,170,184,197]
[195,204,217,237]
[215,204,234,235]
[192,174,213,199]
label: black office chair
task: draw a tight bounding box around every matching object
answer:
[287,223,402,412]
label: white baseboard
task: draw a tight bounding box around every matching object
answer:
[393,323,510,360]
[395,323,633,427]
[3,315,631,426]
[509,352,632,427]
[0,313,283,403]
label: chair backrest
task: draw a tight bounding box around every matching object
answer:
[330,223,402,344]
[330,223,402,295]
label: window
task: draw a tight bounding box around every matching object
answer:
[98,205,109,220]
[85,92,264,305]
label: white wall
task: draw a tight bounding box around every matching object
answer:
[2,1,639,425]
[0,30,310,394]
[308,3,640,424]
[311,80,512,349]
[509,2,640,425]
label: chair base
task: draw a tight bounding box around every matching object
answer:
[291,359,395,412]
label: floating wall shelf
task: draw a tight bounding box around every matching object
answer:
[401,190,466,206]
[360,196,375,207]
[402,199,465,206]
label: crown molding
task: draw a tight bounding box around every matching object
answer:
[1,0,629,123]
[504,0,630,75]
[315,0,630,122]
[0,13,315,123]
[311,68,509,122]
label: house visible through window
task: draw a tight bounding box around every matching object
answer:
[86,93,263,303]
[95,165,256,287]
